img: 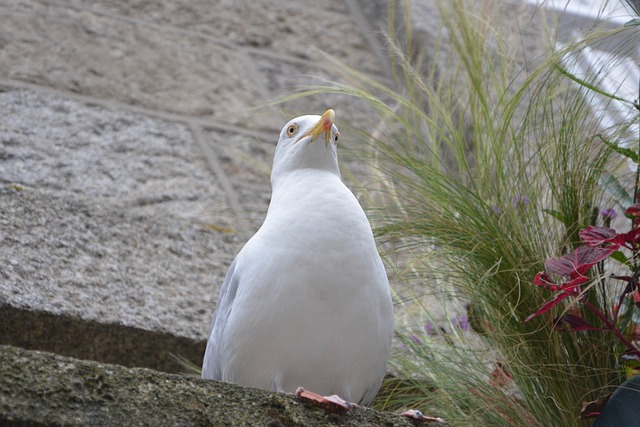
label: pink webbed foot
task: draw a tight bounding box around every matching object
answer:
[402,409,446,423]
[295,387,355,412]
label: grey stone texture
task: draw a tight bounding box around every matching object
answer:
[1,345,447,426]
[1,90,235,340]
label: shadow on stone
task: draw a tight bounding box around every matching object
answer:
[0,304,206,374]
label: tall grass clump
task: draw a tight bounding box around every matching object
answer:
[288,0,639,425]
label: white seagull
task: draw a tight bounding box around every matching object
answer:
[202,109,394,407]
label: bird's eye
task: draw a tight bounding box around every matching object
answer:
[334,132,339,142]
[287,124,298,136]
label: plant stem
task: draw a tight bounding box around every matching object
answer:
[584,300,640,359]
[634,73,640,208]
[634,133,639,207]
[612,289,627,325]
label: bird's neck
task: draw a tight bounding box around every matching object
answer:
[270,167,341,195]
[271,141,340,188]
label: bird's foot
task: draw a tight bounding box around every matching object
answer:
[402,409,446,423]
[295,387,355,412]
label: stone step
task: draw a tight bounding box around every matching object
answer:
[1,344,437,426]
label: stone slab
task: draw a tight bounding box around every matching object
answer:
[208,130,273,227]
[0,0,262,122]
[0,188,232,340]
[0,345,438,427]
[67,0,383,75]
[0,89,240,340]
[0,89,227,217]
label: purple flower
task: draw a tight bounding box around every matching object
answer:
[513,195,529,208]
[424,322,433,334]
[451,315,470,331]
[601,209,617,220]
[601,208,617,227]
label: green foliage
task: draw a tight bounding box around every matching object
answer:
[278,0,640,425]
[360,0,640,423]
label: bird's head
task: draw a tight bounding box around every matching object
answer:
[271,109,340,184]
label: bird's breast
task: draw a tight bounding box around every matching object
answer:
[217,169,392,402]
[266,170,371,243]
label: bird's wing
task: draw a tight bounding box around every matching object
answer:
[201,258,241,380]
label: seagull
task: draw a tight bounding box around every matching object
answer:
[202,109,394,407]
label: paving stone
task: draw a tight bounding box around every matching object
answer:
[0,345,429,427]
[209,130,274,187]
[206,130,271,227]
[68,0,350,26]
[0,89,242,340]
[0,89,227,220]
[68,0,382,75]
[0,0,262,122]
[0,187,235,340]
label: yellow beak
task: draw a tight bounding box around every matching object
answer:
[297,109,335,144]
